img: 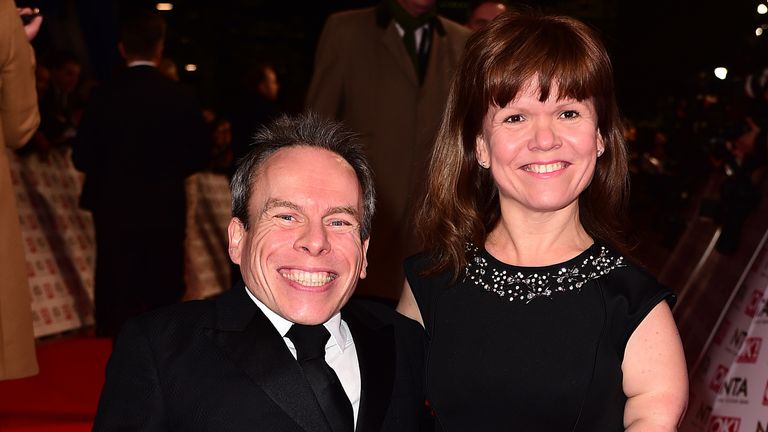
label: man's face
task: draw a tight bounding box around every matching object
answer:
[398,0,436,17]
[257,67,279,102]
[228,146,369,325]
[467,2,507,31]
[52,61,81,94]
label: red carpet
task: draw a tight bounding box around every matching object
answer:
[0,334,112,431]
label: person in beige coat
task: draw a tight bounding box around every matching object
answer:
[0,0,42,380]
[306,0,470,299]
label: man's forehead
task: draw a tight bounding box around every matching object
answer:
[250,146,363,206]
[258,146,352,174]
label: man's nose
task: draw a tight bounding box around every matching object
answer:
[294,220,330,255]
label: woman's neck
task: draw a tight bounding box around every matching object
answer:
[485,202,593,267]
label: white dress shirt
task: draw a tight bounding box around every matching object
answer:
[245,286,362,427]
[394,22,432,58]
[126,60,158,68]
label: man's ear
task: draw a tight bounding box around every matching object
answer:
[228,218,245,265]
[359,238,370,279]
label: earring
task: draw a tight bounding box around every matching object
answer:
[479,160,489,168]
[597,148,604,157]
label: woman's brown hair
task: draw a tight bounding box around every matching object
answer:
[417,9,629,280]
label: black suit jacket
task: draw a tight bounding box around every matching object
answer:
[72,65,208,227]
[93,285,427,431]
[72,65,209,337]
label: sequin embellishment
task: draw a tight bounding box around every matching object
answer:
[464,244,625,303]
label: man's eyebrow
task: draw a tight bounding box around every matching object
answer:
[262,199,301,213]
[262,200,359,219]
[326,206,359,219]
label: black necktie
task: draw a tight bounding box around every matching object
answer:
[286,324,354,432]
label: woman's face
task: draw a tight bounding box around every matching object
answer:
[476,79,604,216]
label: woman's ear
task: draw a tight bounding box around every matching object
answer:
[596,130,606,157]
[475,135,490,168]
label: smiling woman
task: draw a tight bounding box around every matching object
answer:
[397,8,689,431]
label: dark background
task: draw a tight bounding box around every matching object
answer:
[18,0,767,122]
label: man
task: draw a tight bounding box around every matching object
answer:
[466,0,508,31]
[32,50,82,153]
[306,0,470,299]
[93,114,426,432]
[72,10,208,338]
[0,0,42,381]
[230,62,281,173]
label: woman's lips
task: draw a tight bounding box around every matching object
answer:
[522,161,569,173]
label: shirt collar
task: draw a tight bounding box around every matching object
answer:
[375,0,445,36]
[127,60,158,68]
[244,285,350,351]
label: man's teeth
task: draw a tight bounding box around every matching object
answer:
[524,162,567,173]
[280,270,337,286]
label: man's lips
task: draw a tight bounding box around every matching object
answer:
[279,269,338,287]
[521,161,569,173]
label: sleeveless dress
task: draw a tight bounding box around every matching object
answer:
[404,243,674,431]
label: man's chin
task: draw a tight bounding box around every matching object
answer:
[283,304,340,326]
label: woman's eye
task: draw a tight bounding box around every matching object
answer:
[560,110,580,119]
[503,114,524,123]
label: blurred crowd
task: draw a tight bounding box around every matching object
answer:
[625,68,768,256]
[7,0,768,340]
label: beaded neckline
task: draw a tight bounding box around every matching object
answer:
[464,243,625,303]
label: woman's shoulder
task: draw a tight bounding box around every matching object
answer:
[404,251,434,275]
[595,244,676,350]
[598,244,674,307]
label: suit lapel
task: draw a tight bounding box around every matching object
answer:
[207,286,332,432]
[379,22,419,86]
[420,24,441,98]
[343,304,396,432]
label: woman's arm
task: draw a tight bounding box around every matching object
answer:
[622,302,688,431]
[396,279,424,327]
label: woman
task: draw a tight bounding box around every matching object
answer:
[397,10,688,431]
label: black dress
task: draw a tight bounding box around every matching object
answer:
[404,243,674,431]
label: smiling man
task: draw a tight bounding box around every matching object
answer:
[93,114,427,432]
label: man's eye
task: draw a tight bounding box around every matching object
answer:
[275,214,296,222]
[560,110,580,119]
[503,114,524,123]
[329,219,352,227]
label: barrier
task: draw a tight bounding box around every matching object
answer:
[8,148,231,338]
[681,228,768,432]
[9,148,94,337]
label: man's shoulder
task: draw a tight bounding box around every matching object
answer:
[324,6,379,31]
[436,14,472,39]
[344,298,423,335]
[122,297,217,341]
[344,298,396,325]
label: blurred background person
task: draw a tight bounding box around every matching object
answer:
[28,49,83,154]
[208,115,233,173]
[306,0,470,300]
[465,0,508,31]
[158,56,179,81]
[0,0,42,380]
[228,61,280,171]
[72,9,208,339]
[398,10,688,430]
